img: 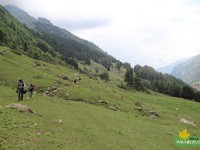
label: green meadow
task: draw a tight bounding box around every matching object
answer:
[0,46,199,150]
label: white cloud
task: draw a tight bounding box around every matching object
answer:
[1,0,200,68]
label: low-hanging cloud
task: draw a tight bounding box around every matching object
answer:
[0,0,17,5]
[54,17,112,30]
[1,0,200,68]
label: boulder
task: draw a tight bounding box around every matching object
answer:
[0,50,5,55]
[149,115,157,120]
[54,119,64,124]
[149,111,159,117]
[108,106,117,111]
[135,101,144,108]
[136,107,143,111]
[97,100,108,105]
[5,103,33,113]
[44,87,61,96]
[180,118,197,127]
[55,75,69,80]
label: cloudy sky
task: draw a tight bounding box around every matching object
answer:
[1,0,200,69]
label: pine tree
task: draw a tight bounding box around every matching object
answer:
[125,68,133,85]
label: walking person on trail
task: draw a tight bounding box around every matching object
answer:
[17,79,26,101]
[28,84,35,99]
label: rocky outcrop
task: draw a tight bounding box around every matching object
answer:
[135,101,159,119]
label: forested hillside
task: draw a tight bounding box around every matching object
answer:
[5,4,119,71]
[124,65,200,102]
[4,5,36,28]
[0,5,61,63]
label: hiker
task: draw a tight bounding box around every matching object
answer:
[28,84,35,99]
[74,79,77,84]
[17,79,26,101]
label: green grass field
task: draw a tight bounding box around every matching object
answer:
[0,46,200,150]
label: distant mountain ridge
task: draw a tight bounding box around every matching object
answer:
[4,5,37,28]
[0,4,63,64]
[4,4,117,71]
[157,59,186,74]
[4,5,53,27]
[172,54,200,84]
[38,17,53,25]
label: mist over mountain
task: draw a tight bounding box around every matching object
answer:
[38,17,53,25]
[157,59,187,74]
[172,54,200,84]
[4,5,37,28]
[5,4,118,71]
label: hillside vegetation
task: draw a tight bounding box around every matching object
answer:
[5,4,120,71]
[3,4,200,103]
[1,46,200,150]
[0,5,61,64]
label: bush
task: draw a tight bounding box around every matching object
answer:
[99,71,109,81]
[12,49,22,55]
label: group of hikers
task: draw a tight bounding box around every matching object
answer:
[17,79,35,101]
[17,77,81,100]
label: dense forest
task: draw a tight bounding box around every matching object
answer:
[33,21,116,71]
[0,5,61,63]
[124,64,200,102]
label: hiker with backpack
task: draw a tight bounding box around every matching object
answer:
[17,79,26,101]
[28,84,35,99]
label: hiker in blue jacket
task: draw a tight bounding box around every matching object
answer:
[17,79,26,101]
[28,84,35,99]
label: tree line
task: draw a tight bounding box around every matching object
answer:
[125,64,200,102]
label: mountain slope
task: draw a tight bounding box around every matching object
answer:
[0,4,61,63]
[172,54,200,84]
[1,46,200,150]
[2,4,200,102]
[157,59,186,74]
[5,4,118,71]
[4,5,37,28]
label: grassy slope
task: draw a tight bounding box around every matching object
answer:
[0,46,200,150]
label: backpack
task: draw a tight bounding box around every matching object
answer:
[18,81,24,89]
[29,85,35,91]
[22,89,27,94]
